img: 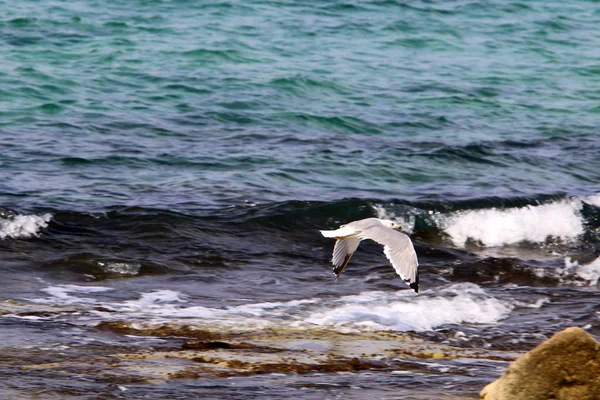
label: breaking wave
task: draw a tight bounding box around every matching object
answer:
[439,199,584,247]
[375,193,600,249]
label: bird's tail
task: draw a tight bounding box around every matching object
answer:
[320,226,357,238]
[320,229,340,238]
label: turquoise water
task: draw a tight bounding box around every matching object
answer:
[2,0,600,210]
[1,1,600,399]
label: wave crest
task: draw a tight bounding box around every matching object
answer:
[440,199,584,247]
[375,196,596,248]
[0,212,52,239]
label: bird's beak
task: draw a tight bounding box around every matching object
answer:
[396,226,402,230]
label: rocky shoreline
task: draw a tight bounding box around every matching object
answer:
[2,299,598,399]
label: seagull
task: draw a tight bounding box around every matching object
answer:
[320,218,419,293]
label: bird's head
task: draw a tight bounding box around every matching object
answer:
[380,219,402,230]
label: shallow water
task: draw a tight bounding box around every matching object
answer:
[1,0,600,398]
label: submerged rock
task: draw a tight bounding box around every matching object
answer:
[480,327,600,400]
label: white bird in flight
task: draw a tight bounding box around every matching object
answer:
[320,218,419,293]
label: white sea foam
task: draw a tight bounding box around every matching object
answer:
[303,283,513,331]
[231,299,320,316]
[114,296,321,330]
[0,213,52,239]
[27,283,527,333]
[119,290,189,314]
[139,290,186,304]
[564,257,600,286]
[33,284,112,305]
[440,200,584,247]
[97,261,141,275]
[584,194,600,207]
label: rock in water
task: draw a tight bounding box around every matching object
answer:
[480,327,600,400]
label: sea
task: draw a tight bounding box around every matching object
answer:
[1,1,599,399]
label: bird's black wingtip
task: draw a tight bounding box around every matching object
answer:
[409,270,420,293]
[409,281,419,293]
[332,254,353,277]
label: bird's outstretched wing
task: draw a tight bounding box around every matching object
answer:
[360,225,419,292]
[331,236,361,277]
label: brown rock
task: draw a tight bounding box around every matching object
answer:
[480,327,600,400]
